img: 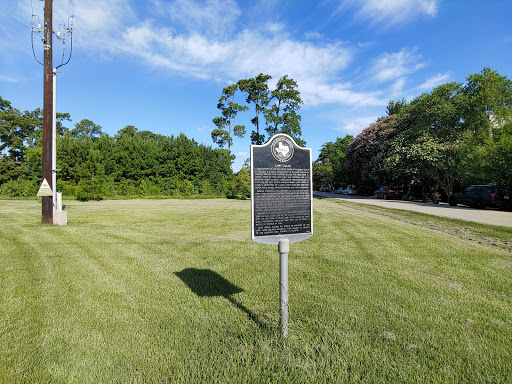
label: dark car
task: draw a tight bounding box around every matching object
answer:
[448,185,511,210]
[374,186,403,200]
[496,187,512,211]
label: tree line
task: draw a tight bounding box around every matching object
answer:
[1,73,305,201]
[314,67,512,200]
[3,67,509,202]
[0,98,250,200]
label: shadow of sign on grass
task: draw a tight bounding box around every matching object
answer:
[175,268,268,330]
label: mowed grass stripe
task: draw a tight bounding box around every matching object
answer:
[1,198,511,382]
[296,199,512,381]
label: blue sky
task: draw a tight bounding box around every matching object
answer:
[1,0,511,171]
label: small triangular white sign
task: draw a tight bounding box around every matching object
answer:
[37,178,53,197]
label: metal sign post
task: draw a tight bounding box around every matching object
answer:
[279,238,289,337]
[251,134,313,338]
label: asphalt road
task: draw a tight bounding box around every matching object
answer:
[315,192,512,228]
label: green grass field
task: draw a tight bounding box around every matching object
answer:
[1,198,511,383]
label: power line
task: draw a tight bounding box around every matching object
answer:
[0,6,32,30]
[54,9,66,24]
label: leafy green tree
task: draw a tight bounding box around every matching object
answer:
[199,179,214,195]
[0,156,22,185]
[264,75,304,145]
[315,135,353,189]
[345,114,413,193]
[23,146,43,183]
[405,82,465,141]
[234,167,251,199]
[386,98,408,115]
[76,178,104,201]
[116,125,138,137]
[71,119,102,140]
[457,112,512,187]
[0,96,12,111]
[0,105,42,162]
[373,132,460,199]
[238,73,272,144]
[80,147,105,182]
[455,68,512,187]
[0,178,37,197]
[381,82,467,197]
[241,158,251,174]
[462,67,512,138]
[180,179,196,196]
[312,159,334,191]
[211,84,248,152]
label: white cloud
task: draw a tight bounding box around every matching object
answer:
[40,0,369,109]
[225,31,353,80]
[263,22,286,34]
[339,116,378,134]
[164,0,241,37]
[304,31,324,40]
[48,0,391,109]
[111,21,365,107]
[300,78,385,107]
[196,125,211,133]
[389,77,407,97]
[0,75,19,83]
[45,0,138,55]
[418,72,452,90]
[74,0,131,31]
[236,151,249,159]
[336,0,438,27]
[372,48,426,83]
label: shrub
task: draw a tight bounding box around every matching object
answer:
[180,179,196,196]
[234,168,250,199]
[148,185,161,196]
[0,179,37,197]
[199,180,214,195]
[76,179,104,201]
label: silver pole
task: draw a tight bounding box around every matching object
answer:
[279,238,289,338]
[52,68,57,211]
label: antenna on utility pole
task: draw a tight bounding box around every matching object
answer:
[32,0,73,224]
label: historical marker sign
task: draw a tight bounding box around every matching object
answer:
[251,134,313,245]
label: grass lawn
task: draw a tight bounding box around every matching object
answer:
[1,198,511,383]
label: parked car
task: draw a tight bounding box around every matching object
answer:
[342,187,358,195]
[496,187,512,211]
[319,186,329,192]
[374,186,403,200]
[335,187,344,194]
[449,185,511,210]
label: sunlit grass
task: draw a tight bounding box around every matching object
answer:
[1,198,511,382]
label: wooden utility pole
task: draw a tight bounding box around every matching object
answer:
[42,0,53,224]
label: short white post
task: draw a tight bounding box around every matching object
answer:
[53,191,67,226]
[56,191,62,211]
[279,238,289,338]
